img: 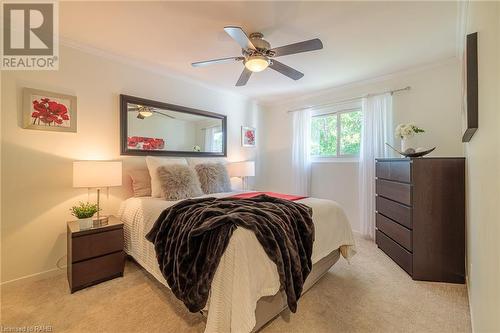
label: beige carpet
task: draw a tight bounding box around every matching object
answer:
[1,234,471,332]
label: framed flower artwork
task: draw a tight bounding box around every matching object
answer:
[241,126,256,147]
[23,88,77,132]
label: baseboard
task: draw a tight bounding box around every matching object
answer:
[466,275,475,333]
[1,266,66,288]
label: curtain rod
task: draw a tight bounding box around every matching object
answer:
[287,86,411,114]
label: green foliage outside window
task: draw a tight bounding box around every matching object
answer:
[311,110,362,157]
[340,111,362,155]
[311,114,337,156]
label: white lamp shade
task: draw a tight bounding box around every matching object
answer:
[73,161,122,188]
[227,161,255,177]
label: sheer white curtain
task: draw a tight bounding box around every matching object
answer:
[359,93,393,239]
[204,126,217,152]
[291,109,312,196]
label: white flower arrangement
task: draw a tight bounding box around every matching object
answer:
[395,123,425,139]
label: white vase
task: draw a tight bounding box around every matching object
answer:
[78,217,93,230]
[401,138,415,152]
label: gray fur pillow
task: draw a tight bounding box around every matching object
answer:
[157,164,203,201]
[195,163,232,194]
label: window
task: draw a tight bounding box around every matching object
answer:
[311,109,362,157]
[204,126,223,152]
[213,131,223,152]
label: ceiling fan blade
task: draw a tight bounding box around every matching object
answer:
[271,38,323,57]
[127,103,141,110]
[192,56,244,67]
[153,110,175,119]
[224,26,257,51]
[236,68,252,86]
[269,60,304,80]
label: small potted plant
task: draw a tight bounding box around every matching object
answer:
[70,202,99,229]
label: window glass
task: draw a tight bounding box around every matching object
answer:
[340,110,362,155]
[311,114,337,156]
[311,109,361,157]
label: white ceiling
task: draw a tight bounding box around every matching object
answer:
[60,1,458,103]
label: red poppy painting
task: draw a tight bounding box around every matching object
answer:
[31,98,70,126]
[23,88,77,132]
[241,126,256,147]
[128,136,165,150]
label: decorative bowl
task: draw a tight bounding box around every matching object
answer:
[385,143,436,158]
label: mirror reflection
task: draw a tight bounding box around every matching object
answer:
[126,103,224,153]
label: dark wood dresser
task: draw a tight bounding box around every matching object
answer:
[67,216,125,293]
[375,157,465,283]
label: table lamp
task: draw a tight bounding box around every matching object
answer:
[73,160,122,223]
[227,161,255,191]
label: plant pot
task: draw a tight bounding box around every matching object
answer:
[78,217,93,230]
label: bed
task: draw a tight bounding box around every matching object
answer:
[118,191,356,333]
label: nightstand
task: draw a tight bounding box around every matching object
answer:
[67,215,125,293]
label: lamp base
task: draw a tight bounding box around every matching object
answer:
[241,176,252,191]
[93,215,109,227]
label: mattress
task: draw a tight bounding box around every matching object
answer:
[118,192,356,333]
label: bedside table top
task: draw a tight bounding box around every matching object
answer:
[68,215,123,236]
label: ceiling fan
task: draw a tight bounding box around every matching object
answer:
[191,26,323,86]
[127,104,176,120]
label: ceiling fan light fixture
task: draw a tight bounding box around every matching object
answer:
[138,106,153,118]
[244,55,270,72]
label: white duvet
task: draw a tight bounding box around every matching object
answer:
[118,192,356,333]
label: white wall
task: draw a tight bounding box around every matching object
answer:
[464,2,500,332]
[256,59,463,232]
[0,45,261,283]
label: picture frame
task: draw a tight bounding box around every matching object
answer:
[241,126,256,147]
[23,88,77,132]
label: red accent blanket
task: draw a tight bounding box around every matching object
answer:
[230,191,307,201]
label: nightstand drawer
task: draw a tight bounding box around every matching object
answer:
[72,228,124,262]
[376,161,411,183]
[376,230,412,275]
[376,196,412,229]
[376,213,412,251]
[71,251,125,291]
[376,179,411,206]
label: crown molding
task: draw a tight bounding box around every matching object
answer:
[59,37,251,102]
[259,56,460,109]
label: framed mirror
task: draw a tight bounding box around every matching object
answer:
[120,95,227,157]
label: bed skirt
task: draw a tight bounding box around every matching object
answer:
[128,248,340,333]
[251,248,340,332]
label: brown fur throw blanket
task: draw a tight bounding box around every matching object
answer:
[145,194,315,313]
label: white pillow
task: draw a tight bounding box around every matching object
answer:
[145,156,188,197]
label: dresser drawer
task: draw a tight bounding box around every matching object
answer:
[376,161,411,183]
[376,179,412,206]
[376,196,412,229]
[376,230,413,275]
[71,251,125,291]
[72,228,124,262]
[376,213,412,251]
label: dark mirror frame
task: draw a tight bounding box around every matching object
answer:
[120,94,227,157]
